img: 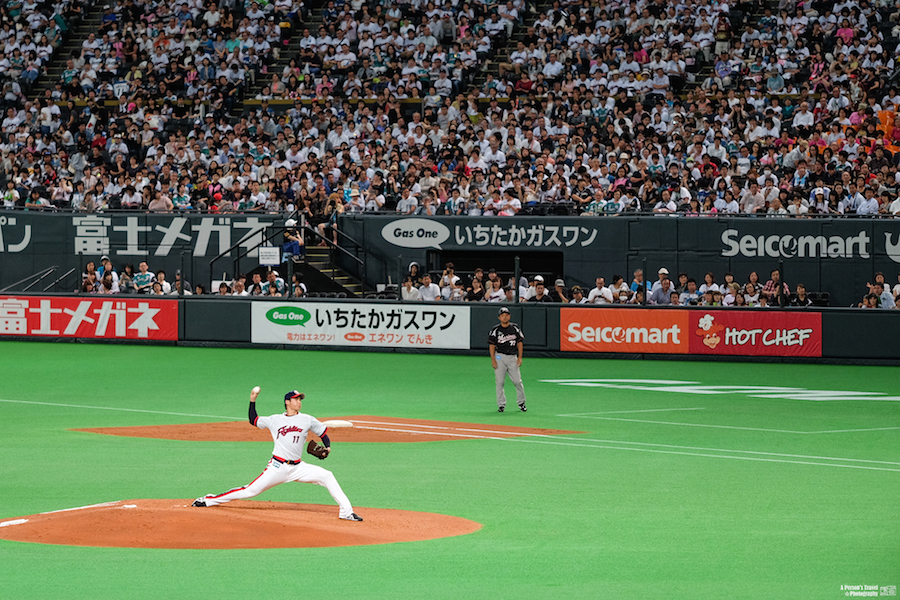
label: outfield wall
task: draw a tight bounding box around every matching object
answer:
[338,214,900,309]
[1,295,898,362]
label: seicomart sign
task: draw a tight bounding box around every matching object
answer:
[561,307,822,357]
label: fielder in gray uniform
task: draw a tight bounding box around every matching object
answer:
[488,306,527,413]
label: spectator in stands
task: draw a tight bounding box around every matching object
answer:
[649,278,674,305]
[569,286,587,304]
[133,261,155,293]
[587,277,613,304]
[418,273,441,301]
[791,284,813,307]
[156,270,171,294]
[872,282,896,309]
[264,270,286,296]
[680,279,702,305]
[762,269,790,306]
[527,280,553,303]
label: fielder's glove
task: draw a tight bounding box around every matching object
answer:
[307,440,329,460]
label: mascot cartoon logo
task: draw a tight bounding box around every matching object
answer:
[695,314,725,349]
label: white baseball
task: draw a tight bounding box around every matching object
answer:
[251,386,261,394]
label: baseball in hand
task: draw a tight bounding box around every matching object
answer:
[251,386,261,394]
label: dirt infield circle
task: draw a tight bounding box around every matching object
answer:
[0,500,482,549]
[74,416,584,443]
[9,418,580,549]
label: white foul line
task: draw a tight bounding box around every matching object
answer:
[563,408,707,415]
[2,399,894,473]
[0,519,28,527]
[40,501,120,515]
[0,398,242,421]
[557,412,900,434]
[499,437,900,473]
[353,425,507,441]
[348,421,900,470]
[559,415,810,434]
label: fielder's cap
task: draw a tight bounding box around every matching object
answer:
[572,286,583,293]
[100,254,110,261]
[498,306,510,315]
[658,268,669,275]
[534,275,544,282]
[284,390,304,400]
[814,187,825,196]
[271,270,279,276]
[555,278,565,287]
[285,218,297,227]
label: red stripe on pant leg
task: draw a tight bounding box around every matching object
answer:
[210,470,267,499]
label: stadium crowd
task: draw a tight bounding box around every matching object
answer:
[401,262,900,308]
[2,0,900,224]
[81,255,309,296]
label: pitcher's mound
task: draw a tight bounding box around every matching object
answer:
[0,500,482,549]
[74,416,584,443]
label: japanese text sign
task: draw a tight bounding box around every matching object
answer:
[251,302,470,349]
[0,296,178,340]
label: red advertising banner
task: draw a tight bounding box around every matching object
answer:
[0,296,178,341]
[560,308,689,353]
[688,310,822,357]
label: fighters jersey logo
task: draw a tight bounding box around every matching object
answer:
[277,425,303,438]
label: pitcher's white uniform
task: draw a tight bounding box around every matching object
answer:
[199,409,357,520]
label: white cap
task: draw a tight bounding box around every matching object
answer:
[814,188,825,196]
[534,275,544,282]
[285,219,297,227]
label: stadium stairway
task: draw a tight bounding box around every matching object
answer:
[303,244,367,297]
[31,3,105,100]
[236,1,326,113]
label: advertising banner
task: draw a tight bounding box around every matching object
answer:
[688,310,822,357]
[560,308,689,354]
[560,306,822,357]
[251,302,471,349]
[0,296,178,340]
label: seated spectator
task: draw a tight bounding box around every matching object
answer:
[649,278,674,305]
[791,284,813,307]
[587,277,613,304]
[465,278,486,302]
[679,279,702,305]
[569,286,587,304]
[132,261,155,293]
[418,273,441,301]
[527,281,553,303]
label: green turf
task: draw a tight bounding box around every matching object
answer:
[0,342,898,599]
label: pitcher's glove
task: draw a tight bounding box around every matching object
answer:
[307,441,329,460]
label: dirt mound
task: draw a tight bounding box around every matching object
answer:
[75,416,584,443]
[0,500,482,549]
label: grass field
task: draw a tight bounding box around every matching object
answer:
[0,341,898,600]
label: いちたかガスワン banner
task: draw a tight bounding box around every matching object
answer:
[251,302,471,349]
